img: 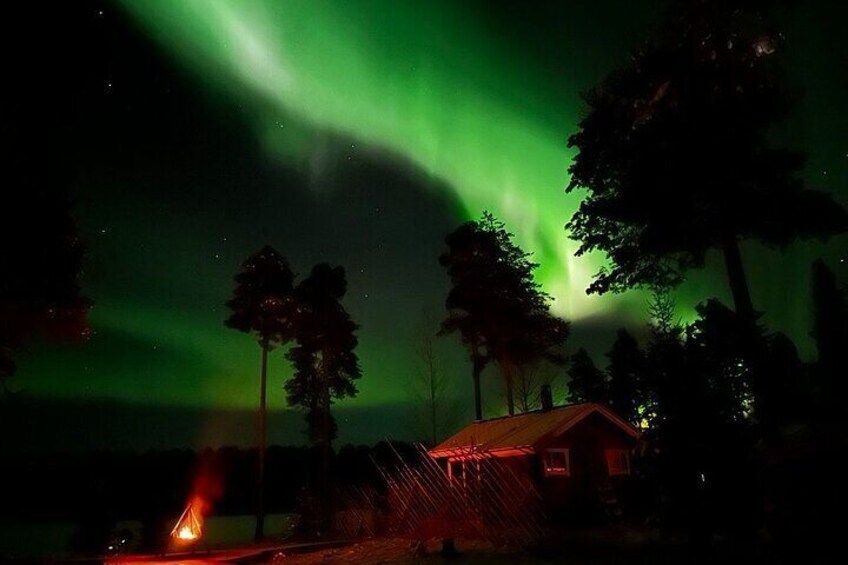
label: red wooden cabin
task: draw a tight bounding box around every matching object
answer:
[429,397,640,522]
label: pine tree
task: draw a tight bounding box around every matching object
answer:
[284,263,361,531]
[605,329,645,425]
[567,348,607,404]
[440,212,568,417]
[810,259,848,408]
[225,245,296,541]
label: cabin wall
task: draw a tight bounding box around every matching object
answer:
[441,453,535,481]
[432,410,639,525]
[535,412,636,522]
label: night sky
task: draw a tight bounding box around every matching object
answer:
[4,0,846,451]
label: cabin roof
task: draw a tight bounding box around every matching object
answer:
[429,402,639,458]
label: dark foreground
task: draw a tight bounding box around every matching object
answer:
[91,529,824,565]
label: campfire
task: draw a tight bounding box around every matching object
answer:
[167,454,222,550]
[176,524,198,541]
[170,500,203,543]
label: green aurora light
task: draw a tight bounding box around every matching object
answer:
[8,1,845,448]
[116,0,643,321]
[116,0,846,336]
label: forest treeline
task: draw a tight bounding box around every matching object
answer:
[1,442,409,522]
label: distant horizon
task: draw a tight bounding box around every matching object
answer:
[0,379,610,452]
[0,396,448,452]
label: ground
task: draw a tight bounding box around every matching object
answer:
[107,529,778,565]
[109,538,522,564]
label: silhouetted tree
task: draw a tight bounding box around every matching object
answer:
[567,348,606,404]
[515,360,561,413]
[1,121,90,394]
[409,311,460,445]
[810,259,848,407]
[225,245,296,541]
[439,214,499,420]
[762,331,806,428]
[285,263,361,531]
[686,299,756,425]
[638,288,684,431]
[567,0,847,434]
[566,0,848,322]
[642,298,762,535]
[688,299,763,536]
[647,288,677,337]
[605,329,645,425]
[440,212,568,417]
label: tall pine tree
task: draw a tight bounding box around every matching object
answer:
[441,212,568,417]
[605,329,645,425]
[225,245,296,541]
[285,263,361,531]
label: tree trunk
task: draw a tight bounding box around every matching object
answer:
[722,235,774,439]
[721,235,755,322]
[501,357,515,416]
[254,340,268,542]
[320,349,333,534]
[429,365,438,446]
[471,356,483,421]
[321,392,331,533]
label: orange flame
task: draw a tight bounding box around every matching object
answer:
[170,499,203,543]
[176,525,198,540]
[169,452,223,549]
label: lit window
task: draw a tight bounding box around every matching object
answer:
[448,460,465,482]
[605,449,631,476]
[543,448,570,477]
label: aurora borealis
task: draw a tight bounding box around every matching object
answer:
[115,0,650,320]
[5,0,846,450]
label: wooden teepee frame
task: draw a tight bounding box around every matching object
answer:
[170,501,202,540]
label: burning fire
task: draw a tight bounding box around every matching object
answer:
[170,499,203,543]
[168,456,222,549]
[176,525,198,541]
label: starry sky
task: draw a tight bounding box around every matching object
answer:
[4,0,846,451]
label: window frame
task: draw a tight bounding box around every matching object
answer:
[448,457,484,484]
[605,448,631,477]
[448,459,465,482]
[542,448,571,477]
